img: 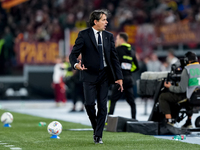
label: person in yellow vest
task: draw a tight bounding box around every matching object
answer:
[63,55,73,99]
[108,32,139,119]
[64,56,73,78]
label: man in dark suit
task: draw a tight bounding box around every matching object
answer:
[69,9,123,144]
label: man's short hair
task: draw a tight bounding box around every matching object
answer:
[119,32,128,42]
[185,51,198,62]
[89,9,109,27]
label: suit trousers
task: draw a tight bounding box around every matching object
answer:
[108,76,136,119]
[83,68,109,138]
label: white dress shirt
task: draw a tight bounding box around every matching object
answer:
[92,27,107,67]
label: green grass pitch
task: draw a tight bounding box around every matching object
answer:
[0,109,200,150]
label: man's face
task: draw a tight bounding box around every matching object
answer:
[94,14,108,31]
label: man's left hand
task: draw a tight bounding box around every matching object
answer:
[115,79,123,92]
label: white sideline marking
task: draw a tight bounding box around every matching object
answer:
[0,141,21,149]
[4,145,14,147]
[10,148,22,150]
[69,128,93,131]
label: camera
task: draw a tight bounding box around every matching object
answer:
[167,58,185,84]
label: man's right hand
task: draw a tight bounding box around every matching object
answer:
[75,60,87,71]
[164,81,171,88]
[115,79,123,92]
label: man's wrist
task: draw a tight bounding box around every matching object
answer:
[74,63,78,69]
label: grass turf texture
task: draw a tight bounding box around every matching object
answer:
[0,110,200,150]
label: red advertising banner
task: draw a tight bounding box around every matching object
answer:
[155,22,200,45]
[16,42,59,64]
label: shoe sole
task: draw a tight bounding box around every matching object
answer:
[94,142,103,144]
[181,125,193,129]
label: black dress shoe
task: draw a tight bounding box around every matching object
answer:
[94,136,103,144]
[98,138,103,144]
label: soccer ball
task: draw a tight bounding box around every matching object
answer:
[1,112,13,124]
[47,121,62,136]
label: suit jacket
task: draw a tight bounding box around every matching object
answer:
[69,27,123,83]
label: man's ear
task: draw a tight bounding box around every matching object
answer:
[94,20,97,25]
[120,37,124,44]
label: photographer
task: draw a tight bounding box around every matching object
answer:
[159,51,199,128]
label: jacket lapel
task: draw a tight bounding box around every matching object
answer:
[102,31,108,53]
[88,28,98,51]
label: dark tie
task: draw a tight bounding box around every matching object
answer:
[97,32,104,70]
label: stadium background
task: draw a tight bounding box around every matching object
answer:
[0,0,200,99]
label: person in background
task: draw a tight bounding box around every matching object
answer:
[63,55,74,100]
[108,32,139,119]
[64,55,73,79]
[166,49,179,71]
[69,55,85,112]
[52,56,67,107]
[146,53,162,72]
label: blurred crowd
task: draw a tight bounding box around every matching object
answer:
[1,0,200,42]
[0,0,200,75]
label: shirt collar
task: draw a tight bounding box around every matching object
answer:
[92,27,101,35]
